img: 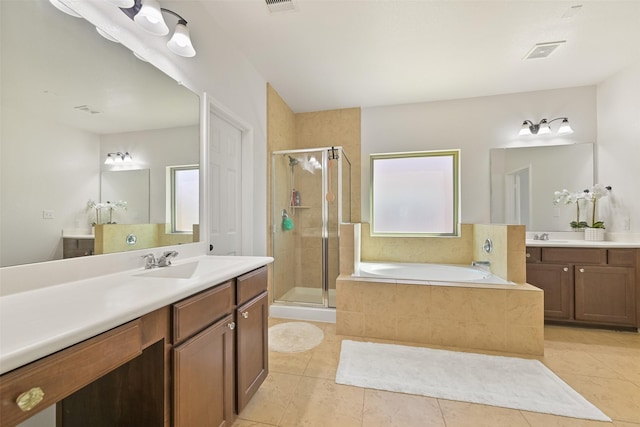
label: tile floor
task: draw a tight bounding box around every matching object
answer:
[233,318,640,427]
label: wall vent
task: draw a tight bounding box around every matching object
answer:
[265,0,296,13]
[523,41,566,60]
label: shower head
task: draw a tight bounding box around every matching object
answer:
[288,156,299,167]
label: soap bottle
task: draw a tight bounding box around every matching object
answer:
[295,190,301,206]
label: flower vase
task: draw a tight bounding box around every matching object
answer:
[584,228,605,241]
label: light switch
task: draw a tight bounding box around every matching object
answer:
[43,210,55,219]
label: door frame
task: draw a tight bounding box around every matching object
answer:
[202,93,254,256]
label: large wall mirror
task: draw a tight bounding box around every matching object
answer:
[490,143,594,231]
[0,0,200,267]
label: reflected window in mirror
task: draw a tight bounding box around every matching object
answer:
[170,166,199,233]
[370,150,460,237]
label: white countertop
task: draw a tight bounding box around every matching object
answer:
[0,255,273,375]
[526,239,640,248]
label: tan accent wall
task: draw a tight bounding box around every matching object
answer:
[472,224,526,284]
[360,223,474,264]
[94,224,193,255]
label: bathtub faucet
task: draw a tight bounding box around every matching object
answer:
[472,260,491,272]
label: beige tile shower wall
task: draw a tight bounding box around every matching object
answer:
[336,278,544,356]
[295,108,362,222]
[267,84,297,299]
[472,224,526,284]
[360,223,474,264]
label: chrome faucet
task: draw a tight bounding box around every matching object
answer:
[157,251,179,267]
[141,253,157,269]
[533,233,550,241]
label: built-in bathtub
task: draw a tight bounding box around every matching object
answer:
[353,261,514,286]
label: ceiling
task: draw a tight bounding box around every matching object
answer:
[191,0,640,113]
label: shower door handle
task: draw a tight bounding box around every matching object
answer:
[241,311,249,319]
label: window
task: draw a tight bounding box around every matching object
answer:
[170,165,199,233]
[370,150,460,237]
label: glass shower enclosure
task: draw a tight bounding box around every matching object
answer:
[271,147,351,308]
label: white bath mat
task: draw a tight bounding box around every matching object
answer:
[336,340,610,421]
[268,322,324,353]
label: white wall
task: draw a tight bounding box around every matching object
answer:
[361,86,598,226]
[101,125,200,224]
[596,59,640,233]
[0,105,100,267]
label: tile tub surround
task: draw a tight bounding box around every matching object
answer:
[336,278,544,356]
[335,223,540,355]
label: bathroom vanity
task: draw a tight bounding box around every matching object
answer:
[0,256,271,427]
[526,241,639,330]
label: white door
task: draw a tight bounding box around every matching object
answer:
[209,113,243,255]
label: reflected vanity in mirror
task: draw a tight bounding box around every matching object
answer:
[0,0,200,267]
[490,143,594,231]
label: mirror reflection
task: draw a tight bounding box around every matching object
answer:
[490,143,594,231]
[0,0,200,267]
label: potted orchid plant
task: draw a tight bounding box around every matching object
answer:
[583,184,611,240]
[553,189,587,230]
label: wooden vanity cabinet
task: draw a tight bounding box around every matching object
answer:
[235,266,269,413]
[172,280,236,427]
[526,246,638,328]
[526,262,573,320]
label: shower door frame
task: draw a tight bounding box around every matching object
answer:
[271,147,348,308]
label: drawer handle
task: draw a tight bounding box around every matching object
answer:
[16,387,44,412]
[526,253,531,258]
[242,311,249,319]
[563,267,568,272]
[227,322,236,330]
[579,268,585,273]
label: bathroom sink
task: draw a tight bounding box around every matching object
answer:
[136,261,200,279]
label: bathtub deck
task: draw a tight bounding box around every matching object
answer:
[336,274,544,356]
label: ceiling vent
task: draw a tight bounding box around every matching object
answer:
[265,0,296,13]
[524,41,566,60]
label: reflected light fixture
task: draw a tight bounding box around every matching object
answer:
[519,117,573,136]
[104,152,133,164]
[118,0,197,57]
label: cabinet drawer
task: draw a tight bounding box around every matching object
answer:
[0,320,142,427]
[525,247,541,263]
[173,280,234,344]
[237,266,268,305]
[608,249,637,266]
[541,248,607,265]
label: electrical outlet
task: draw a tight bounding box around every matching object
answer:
[622,218,630,231]
[43,210,55,219]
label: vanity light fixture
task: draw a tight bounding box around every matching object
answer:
[104,152,133,164]
[518,117,573,136]
[118,0,197,57]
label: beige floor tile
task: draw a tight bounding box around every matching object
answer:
[586,346,640,385]
[269,350,313,375]
[362,389,446,427]
[541,347,625,380]
[237,372,302,425]
[560,374,640,424]
[438,400,530,427]
[613,421,640,427]
[521,411,614,426]
[303,347,341,379]
[279,377,364,427]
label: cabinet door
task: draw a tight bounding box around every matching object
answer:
[526,263,573,320]
[236,292,269,413]
[575,265,636,326]
[173,315,235,427]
